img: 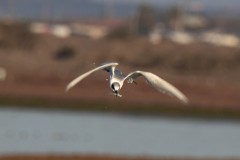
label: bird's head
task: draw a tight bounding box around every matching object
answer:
[111,82,121,94]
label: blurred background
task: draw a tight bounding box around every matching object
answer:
[0,0,240,160]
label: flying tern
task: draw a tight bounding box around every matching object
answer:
[66,62,188,103]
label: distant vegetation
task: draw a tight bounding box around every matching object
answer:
[0,22,37,50]
[0,21,239,77]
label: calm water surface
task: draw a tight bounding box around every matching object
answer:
[0,107,240,157]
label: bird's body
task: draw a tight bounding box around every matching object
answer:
[66,62,188,103]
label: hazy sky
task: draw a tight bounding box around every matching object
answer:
[0,0,239,20]
[99,0,240,5]
[93,0,240,9]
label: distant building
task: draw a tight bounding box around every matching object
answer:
[29,22,50,34]
[29,22,71,38]
[148,23,164,44]
[51,24,71,38]
[149,30,162,44]
[199,31,240,47]
[167,31,195,45]
[183,14,207,28]
[29,19,126,39]
[71,19,126,39]
[71,23,107,39]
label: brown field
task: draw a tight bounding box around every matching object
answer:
[0,22,240,117]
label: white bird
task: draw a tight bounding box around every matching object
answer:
[66,62,188,103]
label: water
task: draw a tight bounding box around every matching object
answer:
[0,107,240,157]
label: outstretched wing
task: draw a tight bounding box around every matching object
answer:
[66,62,118,91]
[124,71,188,103]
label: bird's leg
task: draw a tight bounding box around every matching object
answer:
[109,92,122,97]
[114,91,122,97]
[116,93,122,97]
[110,93,122,97]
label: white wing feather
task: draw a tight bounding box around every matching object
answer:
[124,71,188,103]
[66,62,118,91]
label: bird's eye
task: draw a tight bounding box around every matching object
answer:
[111,84,114,89]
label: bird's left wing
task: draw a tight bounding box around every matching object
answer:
[124,71,188,103]
[66,62,118,91]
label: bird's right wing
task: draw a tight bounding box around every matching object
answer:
[124,71,188,103]
[66,62,118,91]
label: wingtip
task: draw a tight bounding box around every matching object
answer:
[181,96,189,104]
[65,85,72,92]
[65,88,69,93]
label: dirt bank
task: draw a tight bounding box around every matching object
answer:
[0,23,240,116]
